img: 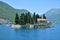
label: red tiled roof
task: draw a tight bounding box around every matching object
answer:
[37,18,46,20]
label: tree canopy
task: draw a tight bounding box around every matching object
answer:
[43,14,46,19]
[15,13,19,24]
[15,13,46,25]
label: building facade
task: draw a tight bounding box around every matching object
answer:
[37,18,51,27]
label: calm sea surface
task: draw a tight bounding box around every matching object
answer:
[0,24,60,40]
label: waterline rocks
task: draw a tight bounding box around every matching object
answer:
[12,24,21,29]
[12,24,52,29]
[12,24,35,29]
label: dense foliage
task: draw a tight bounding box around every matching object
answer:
[15,12,46,25]
[43,14,46,19]
[15,13,19,24]
[0,1,29,23]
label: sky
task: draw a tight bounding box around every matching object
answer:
[0,0,60,14]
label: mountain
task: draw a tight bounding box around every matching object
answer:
[0,1,29,23]
[45,8,60,24]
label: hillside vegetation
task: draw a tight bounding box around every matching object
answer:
[0,1,29,23]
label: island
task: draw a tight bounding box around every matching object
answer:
[12,12,52,29]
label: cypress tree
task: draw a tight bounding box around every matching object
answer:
[33,12,36,23]
[43,14,46,19]
[15,13,19,24]
[26,12,31,23]
[20,13,25,25]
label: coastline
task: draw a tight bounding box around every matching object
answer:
[12,24,34,29]
[11,24,52,29]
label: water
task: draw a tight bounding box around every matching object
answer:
[0,24,60,40]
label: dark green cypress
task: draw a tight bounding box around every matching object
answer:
[15,13,19,24]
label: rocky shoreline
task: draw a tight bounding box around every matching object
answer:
[12,24,52,29]
[12,24,35,29]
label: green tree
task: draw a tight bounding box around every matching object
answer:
[25,13,28,23]
[43,14,46,19]
[26,12,31,23]
[36,14,42,18]
[15,13,19,24]
[30,17,34,24]
[20,13,25,25]
[33,12,36,23]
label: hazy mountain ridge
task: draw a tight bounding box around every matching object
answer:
[0,1,29,22]
[45,8,60,24]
